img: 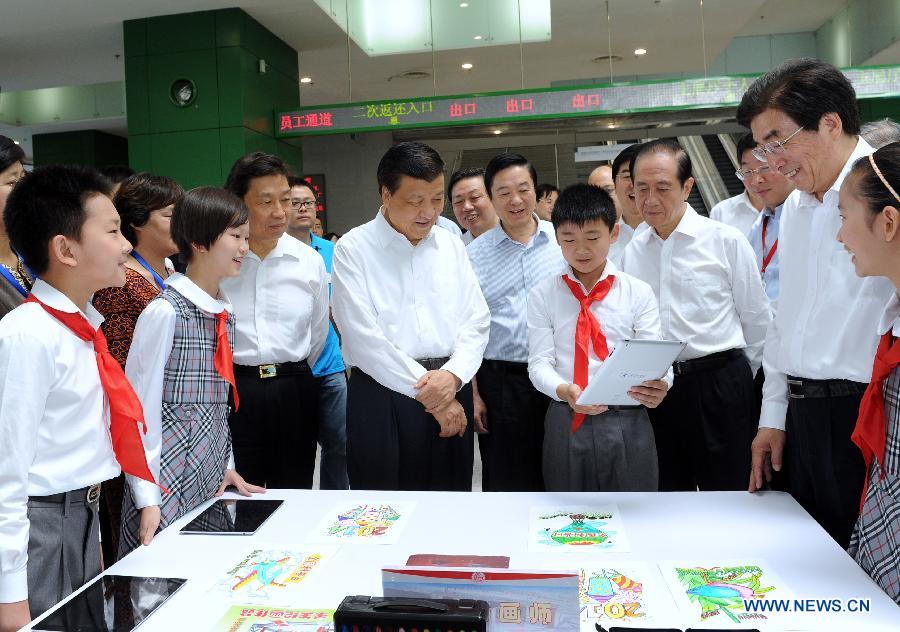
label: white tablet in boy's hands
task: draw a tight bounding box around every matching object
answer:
[575,339,686,406]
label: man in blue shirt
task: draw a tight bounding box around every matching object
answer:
[735,133,794,308]
[288,176,348,489]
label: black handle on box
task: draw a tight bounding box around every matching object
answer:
[370,599,451,613]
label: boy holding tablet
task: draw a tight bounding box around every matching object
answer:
[527,183,670,492]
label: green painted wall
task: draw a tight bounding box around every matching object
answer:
[124,8,302,190]
[859,96,900,122]
[32,130,128,168]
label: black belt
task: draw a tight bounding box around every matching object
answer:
[30,484,101,505]
[673,348,744,377]
[480,359,529,376]
[787,375,868,399]
[234,360,311,379]
[417,357,450,371]
[607,405,642,411]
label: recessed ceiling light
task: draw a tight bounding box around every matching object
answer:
[460,2,469,6]
[634,48,647,56]
[493,129,502,135]
[473,35,483,40]
[13,140,20,145]
[461,62,473,70]
[607,123,617,129]
[300,76,313,84]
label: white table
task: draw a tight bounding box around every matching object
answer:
[28,490,900,631]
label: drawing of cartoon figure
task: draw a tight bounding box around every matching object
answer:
[676,566,775,624]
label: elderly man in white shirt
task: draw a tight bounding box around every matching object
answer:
[222,153,330,491]
[621,138,772,492]
[739,58,895,547]
[332,141,490,491]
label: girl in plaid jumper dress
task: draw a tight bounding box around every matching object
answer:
[838,142,900,604]
[119,188,263,555]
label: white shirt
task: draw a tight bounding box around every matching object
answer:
[332,208,490,398]
[461,230,474,246]
[436,215,463,237]
[621,204,772,371]
[221,233,329,366]
[709,190,760,237]
[124,274,235,510]
[879,293,900,338]
[608,219,635,266]
[760,137,895,430]
[0,280,120,602]
[527,260,672,401]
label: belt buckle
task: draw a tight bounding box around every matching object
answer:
[787,378,805,399]
[259,364,277,379]
[86,484,101,504]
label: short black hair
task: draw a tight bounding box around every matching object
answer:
[377,141,445,195]
[736,58,860,135]
[4,165,113,275]
[99,164,136,184]
[224,152,291,200]
[0,135,26,174]
[551,183,617,232]
[535,183,559,201]
[114,172,183,246]
[287,175,314,192]
[484,152,537,197]
[611,143,640,180]
[323,232,341,242]
[630,138,692,186]
[848,141,900,221]
[735,133,758,162]
[171,187,249,263]
[447,167,485,198]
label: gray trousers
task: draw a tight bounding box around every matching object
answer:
[26,489,101,619]
[543,401,659,492]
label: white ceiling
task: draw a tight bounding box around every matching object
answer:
[0,0,872,156]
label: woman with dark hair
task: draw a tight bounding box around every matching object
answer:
[0,135,29,319]
[91,172,182,564]
[93,172,183,365]
[838,141,900,604]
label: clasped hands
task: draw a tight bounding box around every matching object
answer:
[415,369,465,438]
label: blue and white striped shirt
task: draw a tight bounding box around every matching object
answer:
[466,216,565,362]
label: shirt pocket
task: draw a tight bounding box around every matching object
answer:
[678,271,723,323]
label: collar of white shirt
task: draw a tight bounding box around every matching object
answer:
[374,206,438,250]
[563,258,620,294]
[490,213,553,247]
[34,278,104,329]
[878,292,900,337]
[166,272,232,314]
[646,203,702,241]
[248,232,310,263]
[795,136,874,208]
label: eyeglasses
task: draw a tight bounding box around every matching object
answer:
[735,165,771,182]
[291,200,317,210]
[751,126,804,162]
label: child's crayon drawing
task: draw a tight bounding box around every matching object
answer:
[306,501,416,545]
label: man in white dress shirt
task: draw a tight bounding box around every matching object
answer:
[621,138,772,491]
[708,186,764,237]
[222,153,330,490]
[332,141,490,491]
[448,167,499,246]
[739,58,895,547]
[607,143,645,265]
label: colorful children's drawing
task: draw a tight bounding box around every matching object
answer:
[528,506,630,553]
[212,549,333,605]
[578,564,676,629]
[210,605,334,632]
[306,501,416,545]
[660,562,786,627]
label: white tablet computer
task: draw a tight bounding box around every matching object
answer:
[575,339,686,406]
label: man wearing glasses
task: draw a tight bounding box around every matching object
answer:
[467,152,566,491]
[738,59,894,547]
[287,176,348,490]
[709,163,765,237]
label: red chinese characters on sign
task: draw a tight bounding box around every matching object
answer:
[506,98,535,114]
[571,93,601,109]
[450,102,477,118]
[280,112,335,131]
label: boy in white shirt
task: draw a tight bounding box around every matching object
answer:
[527,183,670,491]
[0,166,156,630]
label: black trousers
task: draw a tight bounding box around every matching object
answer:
[476,361,550,492]
[228,366,319,489]
[786,389,866,548]
[648,352,757,491]
[346,370,474,491]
